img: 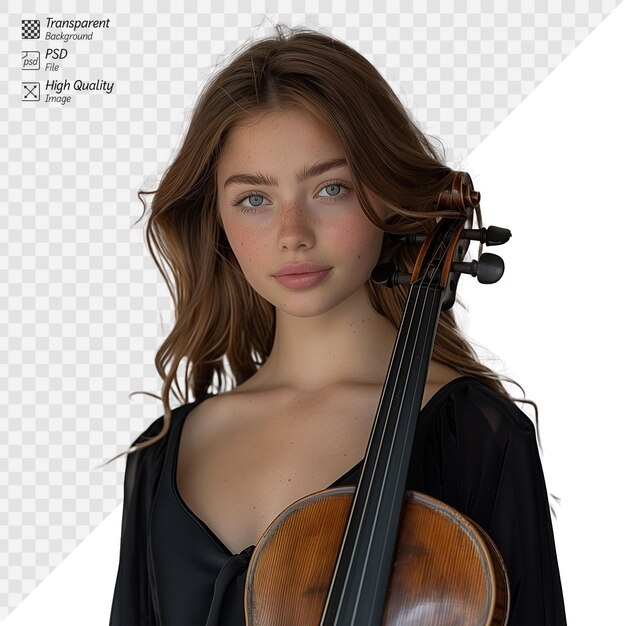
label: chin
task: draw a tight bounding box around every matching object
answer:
[273,301,336,318]
[276,289,372,320]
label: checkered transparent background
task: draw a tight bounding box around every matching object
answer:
[1,0,622,618]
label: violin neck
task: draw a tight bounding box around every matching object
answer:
[321,278,444,626]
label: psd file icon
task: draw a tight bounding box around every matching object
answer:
[22,51,40,70]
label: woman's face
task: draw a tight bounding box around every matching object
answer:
[216,107,387,318]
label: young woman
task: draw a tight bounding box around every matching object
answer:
[108,25,566,625]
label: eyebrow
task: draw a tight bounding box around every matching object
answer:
[223,157,348,189]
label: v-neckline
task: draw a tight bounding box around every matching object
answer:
[171,376,472,556]
[171,408,364,557]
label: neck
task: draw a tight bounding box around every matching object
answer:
[248,286,398,393]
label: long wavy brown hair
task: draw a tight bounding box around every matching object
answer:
[102,24,531,467]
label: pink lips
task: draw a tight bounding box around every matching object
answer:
[272,263,332,289]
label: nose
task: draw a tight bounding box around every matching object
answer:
[276,201,315,251]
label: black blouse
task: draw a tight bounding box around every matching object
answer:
[109,376,566,625]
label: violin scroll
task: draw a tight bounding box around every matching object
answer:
[371,171,510,307]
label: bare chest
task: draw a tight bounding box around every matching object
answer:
[175,389,379,554]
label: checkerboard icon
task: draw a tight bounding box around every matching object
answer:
[22,19,40,39]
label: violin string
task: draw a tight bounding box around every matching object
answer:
[321,268,436,623]
[344,243,445,620]
[339,233,450,620]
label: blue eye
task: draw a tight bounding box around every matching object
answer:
[235,193,269,213]
[318,182,350,200]
[243,195,266,207]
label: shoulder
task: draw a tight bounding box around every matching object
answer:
[128,399,203,458]
[421,376,538,457]
[120,400,206,503]
[411,376,544,520]
[430,376,534,429]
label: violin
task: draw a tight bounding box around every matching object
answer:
[244,172,511,625]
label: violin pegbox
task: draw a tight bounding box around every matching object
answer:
[440,172,511,309]
[371,171,511,311]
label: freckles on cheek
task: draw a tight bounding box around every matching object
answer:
[232,233,266,269]
[224,222,254,262]
[337,223,382,258]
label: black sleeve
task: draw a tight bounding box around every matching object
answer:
[409,379,567,625]
[109,418,166,626]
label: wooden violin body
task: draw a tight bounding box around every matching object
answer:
[245,487,509,625]
[244,172,512,625]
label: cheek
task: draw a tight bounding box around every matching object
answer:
[223,221,268,273]
[334,219,384,264]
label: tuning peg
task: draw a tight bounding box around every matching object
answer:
[370,263,411,287]
[462,226,511,246]
[452,253,505,284]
